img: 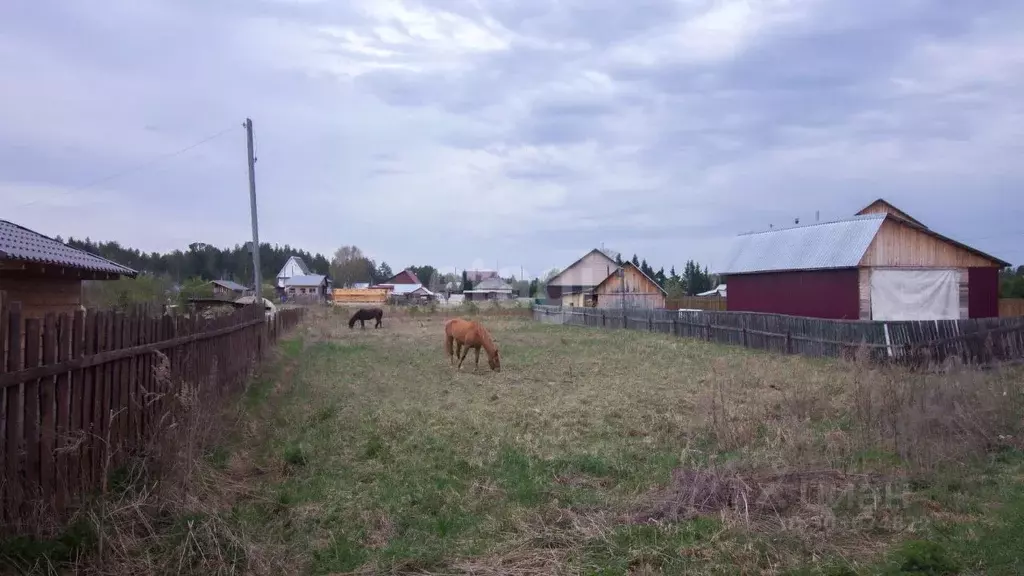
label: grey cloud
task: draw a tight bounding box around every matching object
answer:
[4,0,1024,274]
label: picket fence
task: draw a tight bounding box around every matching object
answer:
[0,292,304,530]
[533,305,1024,367]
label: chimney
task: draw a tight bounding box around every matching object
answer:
[795,217,800,225]
[815,210,820,222]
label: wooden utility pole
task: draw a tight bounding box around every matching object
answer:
[244,118,263,300]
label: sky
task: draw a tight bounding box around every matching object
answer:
[2,0,1023,280]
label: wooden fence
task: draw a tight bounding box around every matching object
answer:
[665,297,1024,317]
[533,305,1024,367]
[1000,298,1024,318]
[0,291,304,530]
[664,296,727,311]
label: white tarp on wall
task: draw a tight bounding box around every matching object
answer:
[870,269,959,321]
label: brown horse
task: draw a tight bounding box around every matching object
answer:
[444,317,501,372]
[349,307,384,329]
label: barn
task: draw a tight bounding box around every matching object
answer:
[545,248,619,307]
[591,262,667,309]
[1,219,137,318]
[717,200,1009,321]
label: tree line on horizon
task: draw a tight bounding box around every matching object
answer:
[62,237,724,302]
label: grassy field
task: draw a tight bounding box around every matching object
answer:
[204,308,1023,575]
[13,308,1023,575]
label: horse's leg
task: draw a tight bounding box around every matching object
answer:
[473,347,480,371]
[454,341,463,365]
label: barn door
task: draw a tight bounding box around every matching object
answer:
[869,269,959,321]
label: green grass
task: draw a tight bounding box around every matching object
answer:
[208,313,1024,573]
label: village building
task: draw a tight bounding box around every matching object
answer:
[0,219,137,318]
[283,274,330,304]
[275,255,311,293]
[209,279,248,298]
[717,199,1009,320]
[590,262,667,309]
[545,248,620,307]
[464,277,516,301]
[547,249,666,309]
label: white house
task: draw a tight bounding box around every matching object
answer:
[276,256,312,289]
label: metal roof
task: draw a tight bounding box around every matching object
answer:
[284,274,326,287]
[379,283,432,295]
[473,277,513,291]
[717,214,886,275]
[0,219,138,276]
[211,279,248,291]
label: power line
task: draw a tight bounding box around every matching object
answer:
[12,123,239,210]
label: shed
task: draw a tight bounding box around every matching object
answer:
[717,200,1009,320]
[210,279,248,297]
[592,262,667,309]
[0,219,137,318]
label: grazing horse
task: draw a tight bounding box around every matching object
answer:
[348,307,384,329]
[444,317,501,372]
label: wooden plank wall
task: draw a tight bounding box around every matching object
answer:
[1001,298,1024,318]
[532,305,1024,367]
[663,296,727,312]
[0,291,305,532]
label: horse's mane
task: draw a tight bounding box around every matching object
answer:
[473,321,498,354]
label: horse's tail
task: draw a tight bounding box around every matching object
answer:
[445,332,453,357]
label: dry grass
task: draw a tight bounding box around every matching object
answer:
[11,308,1022,575]
[214,311,1024,575]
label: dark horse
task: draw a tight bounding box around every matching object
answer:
[348,307,384,329]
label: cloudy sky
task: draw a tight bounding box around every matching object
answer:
[2,0,1023,279]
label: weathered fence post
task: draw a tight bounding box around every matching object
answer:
[648,312,653,333]
[704,316,711,342]
[785,331,793,354]
[742,326,748,348]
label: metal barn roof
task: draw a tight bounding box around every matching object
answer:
[717,214,886,275]
[0,219,138,276]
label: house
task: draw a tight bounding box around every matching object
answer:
[276,256,311,291]
[545,248,620,306]
[381,283,435,303]
[210,279,248,298]
[465,270,499,284]
[381,269,421,285]
[283,274,329,303]
[0,219,137,318]
[717,199,1009,320]
[464,277,516,301]
[591,262,667,309]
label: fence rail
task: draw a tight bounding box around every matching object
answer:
[0,291,304,530]
[533,305,1024,367]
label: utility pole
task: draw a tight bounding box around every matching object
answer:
[245,118,263,302]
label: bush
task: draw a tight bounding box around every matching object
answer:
[462,301,479,315]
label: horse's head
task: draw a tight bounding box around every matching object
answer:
[488,347,501,372]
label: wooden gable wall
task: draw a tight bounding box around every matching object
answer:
[859,219,999,269]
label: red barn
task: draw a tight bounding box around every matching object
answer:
[718,200,1009,320]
